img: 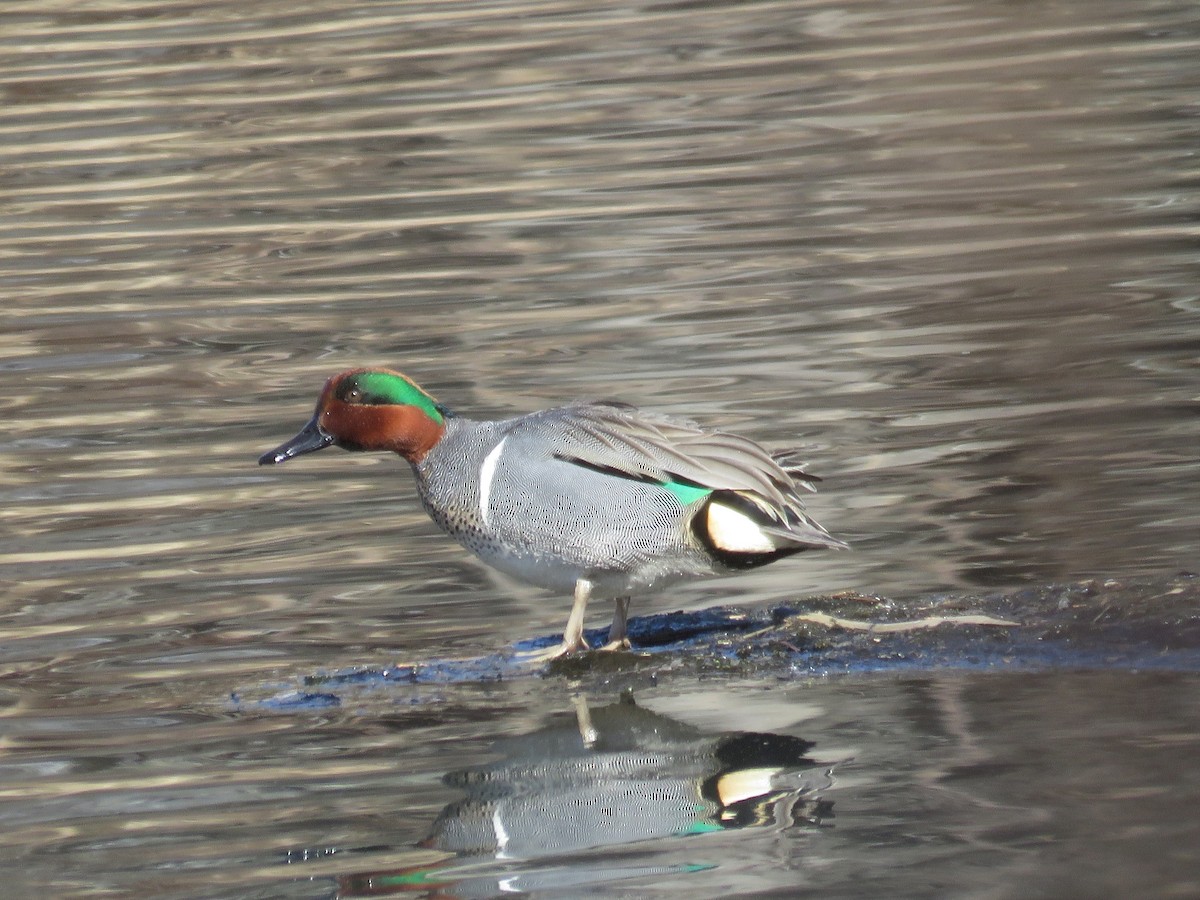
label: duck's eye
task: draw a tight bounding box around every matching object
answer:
[334,372,422,407]
[336,381,367,403]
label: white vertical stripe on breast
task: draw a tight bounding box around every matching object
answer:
[478,436,508,527]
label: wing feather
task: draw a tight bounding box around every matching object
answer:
[530,401,840,545]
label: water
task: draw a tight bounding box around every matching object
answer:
[1,0,1198,896]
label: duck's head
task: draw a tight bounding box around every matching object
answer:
[258,368,447,466]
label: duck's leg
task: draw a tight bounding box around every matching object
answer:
[560,577,593,653]
[599,596,632,651]
[517,578,593,663]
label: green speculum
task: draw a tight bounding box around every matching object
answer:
[662,478,712,505]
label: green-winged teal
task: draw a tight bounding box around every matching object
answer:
[259,368,847,658]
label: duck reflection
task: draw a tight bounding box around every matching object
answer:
[424,693,833,856]
[336,692,837,896]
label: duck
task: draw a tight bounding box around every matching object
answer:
[258,368,847,659]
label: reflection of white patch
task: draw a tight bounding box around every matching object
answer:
[707,500,777,553]
[478,437,507,527]
[714,767,780,806]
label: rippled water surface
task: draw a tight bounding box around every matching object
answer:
[2,0,1198,896]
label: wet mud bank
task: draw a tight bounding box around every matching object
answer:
[557,570,1200,680]
[256,572,1199,709]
